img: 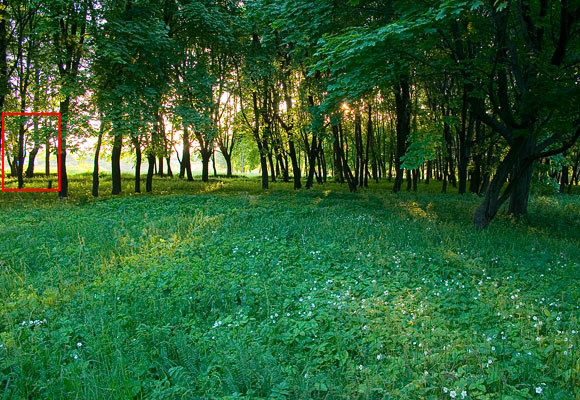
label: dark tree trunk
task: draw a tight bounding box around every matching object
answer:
[289,139,301,189]
[212,150,217,177]
[406,169,412,191]
[92,122,104,197]
[267,150,276,182]
[133,137,141,193]
[166,157,173,177]
[412,169,418,191]
[45,137,50,176]
[260,149,269,189]
[111,132,122,195]
[393,76,410,193]
[224,152,233,178]
[426,160,432,184]
[158,157,164,177]
[146,153,155,193]
[58,99,70,198]
[25,143,40,178]
[17,123,25,189]
[201,150,210,182]
[507,137,535,216]
[333,133,344,183]
[180,125,193,181]
[306,136,320,189]
[559,164,568,193]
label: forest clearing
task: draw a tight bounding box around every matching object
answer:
[1,177,579,399]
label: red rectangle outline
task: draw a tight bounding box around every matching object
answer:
[1,113,61,192]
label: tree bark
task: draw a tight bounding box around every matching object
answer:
[507,136,535,216]
[180,125,193,181]
[201,149,211,182]
[133,136,141,193]
[393,76,410,193]
[111,132,122,195]
[92,123,104,197]
[146,153,155,193]
[58,99,70,197]
[26,141,40,178]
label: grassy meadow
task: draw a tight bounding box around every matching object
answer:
[0,175,579,399]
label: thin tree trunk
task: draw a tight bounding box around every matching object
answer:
[111,132,122,195]
[181,125,193,181]
[133,136,141,193]
[212,150,217,177]
[146,153,155,193]
[91,120,104,197]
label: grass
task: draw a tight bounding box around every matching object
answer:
[1,175,579,399]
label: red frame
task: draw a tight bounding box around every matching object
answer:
[1,112,61,192]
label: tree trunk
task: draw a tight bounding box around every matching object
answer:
[224,152,233,178]
[212,150,217,177]
[201,150,210,182]
[133,137,141,193]
[92,122,104,197]
[25,143,40,178]
[58,99,70,198]
[267,150,276,182]
[17,122,25,189]
[559,164,568,193]
[260,148,269,189]
[180,125,193,181]
[507,137,535,216]
[111,132,122,195]
[146,153,155,193]
[45,137,50,176]
[393,76,410,193]
[474,136,538,228]
[306,136,319,189]
[158,156,164,177]
[333,132,344,183]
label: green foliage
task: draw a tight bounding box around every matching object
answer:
[1,177,579,399]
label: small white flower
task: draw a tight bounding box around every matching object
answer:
[535,386,542,394]
[358,364,363,370]
[461,390,467,399]
[450,391,457,398]
[77,342,82,348]
[443,387,449,393]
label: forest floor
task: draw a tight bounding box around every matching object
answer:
[1,175,579,399]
